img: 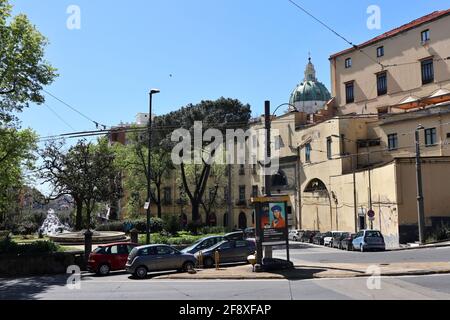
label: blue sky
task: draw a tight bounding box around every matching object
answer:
[11,0,450,140]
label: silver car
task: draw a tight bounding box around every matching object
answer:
[126,244,197,279]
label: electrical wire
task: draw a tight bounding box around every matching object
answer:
[43,89,110,130]
[43,102,76,131]
[287,0,384,68]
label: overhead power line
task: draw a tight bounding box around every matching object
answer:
[43,89,110,130]
[287,0,385,68]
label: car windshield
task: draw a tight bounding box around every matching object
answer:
[366,231,382,238]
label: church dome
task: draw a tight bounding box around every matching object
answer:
[289,57,331,114]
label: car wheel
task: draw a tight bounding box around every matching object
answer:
[134,266,148,279]
[97,264,110,276]
[183,261,195,272]
[204,257,215,269]
[293,237,298,242]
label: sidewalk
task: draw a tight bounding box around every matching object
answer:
[391,241,450,251]
[153,261,450,280]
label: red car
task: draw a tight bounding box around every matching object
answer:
[88,242,139,276]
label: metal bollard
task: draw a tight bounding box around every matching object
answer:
[215,250,220,270]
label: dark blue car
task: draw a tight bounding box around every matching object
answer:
[180,236,224,254]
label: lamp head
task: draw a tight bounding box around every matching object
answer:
[150,89,160,95]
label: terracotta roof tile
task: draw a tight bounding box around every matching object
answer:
[329,9,450,59]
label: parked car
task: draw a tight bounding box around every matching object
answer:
[126,244,197,279]
[195,239,256,268]
[323,231,337,247]
[181,235,224,254]
[312,233,326,245]
[88,242,139,276]
[288,230,303,241]
[301,231,319,243]
[244,227,255,238]
[352,230,386,252]
[332,232,349,249]
[341,233,356,251]
[224,231,245,241]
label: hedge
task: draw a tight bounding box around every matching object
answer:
[0,238,60,255]
[96,218,165,233]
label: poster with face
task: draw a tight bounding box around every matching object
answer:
[269,203,286,229]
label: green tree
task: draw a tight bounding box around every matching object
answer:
[0,127,37,228]
[40,139,123,230]
[156,97,251,225]
[0,0,57,125]
[114,128,173,219]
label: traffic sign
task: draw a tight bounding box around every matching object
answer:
[367,209,375,219]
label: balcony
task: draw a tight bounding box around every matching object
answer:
[236,200,247,207]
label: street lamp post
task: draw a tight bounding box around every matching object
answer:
[146,89,160,245]
[415,125,426,245]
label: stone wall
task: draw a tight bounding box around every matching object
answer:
[0,251,85,277]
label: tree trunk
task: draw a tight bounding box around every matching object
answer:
[192,202,200,225]
[75,198,83,231]
[157,186,162,219]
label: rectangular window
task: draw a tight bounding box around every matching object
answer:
[239,186,246,201]
[377,72,387,96]
[421,29,430,42]
[421,58,434,84]
[388,134,398,151]
[345,82,354,104]
[274,135,284,150]
[425,128,437,146]
[326,137,332,160]
[163,187,172,204]
[345,58,352,68]
[305,143,311,163]
[239,164,245,175]
[252,185,258,197]
[376,46,384,58]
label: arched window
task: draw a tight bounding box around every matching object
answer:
[304,179,327,192]
[272,170,288,187]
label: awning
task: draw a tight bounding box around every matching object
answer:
[422,88,450,105]
[392,95,421,110]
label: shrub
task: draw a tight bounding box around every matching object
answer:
[200,226,226,235]
[17,221,39,235]
[95,218,165,234]
[0,238,60,255]
[164,215,181,235]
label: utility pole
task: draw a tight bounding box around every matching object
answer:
[227,164,233,230]
[367,143,373,230]
[264,101,272,197]
[415,125,426,245]
[352,155,358,233]
[146,89,160,245]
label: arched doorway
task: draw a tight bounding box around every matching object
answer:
[238,212,247,229]
[223,213,228,227]
[303,178,333,231]
[208,212,217,226]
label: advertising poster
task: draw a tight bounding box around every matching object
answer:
[259,202,288,245]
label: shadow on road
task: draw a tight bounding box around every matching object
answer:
[0,275,69,300]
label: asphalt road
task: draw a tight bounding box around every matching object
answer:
[274,242,450,264]
[2,273,450,300]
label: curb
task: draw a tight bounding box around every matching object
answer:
[153,268,450,280]
[389,243,450,251]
